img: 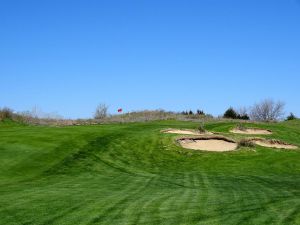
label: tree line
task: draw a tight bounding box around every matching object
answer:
[94,99,297,122]
[0,99,298,122]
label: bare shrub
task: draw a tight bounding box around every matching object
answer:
[24,106,63,119]
[250,99,285,121]
[236,123,246,131]
[94,104,109,119]
[239,139,255,148]
[197,122,206,133]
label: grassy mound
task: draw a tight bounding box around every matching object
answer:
[0,120,300,224]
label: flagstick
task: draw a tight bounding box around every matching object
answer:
[117,108,123,124]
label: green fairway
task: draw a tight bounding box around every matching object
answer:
[1,120,300,225]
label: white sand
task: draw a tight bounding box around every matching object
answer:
[254,140,297,149]
[231,128,272,135]
[179,139,237,152]
[163,129,212,135]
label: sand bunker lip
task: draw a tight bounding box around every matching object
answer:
[250,138,298,150]
[230,128,272,135]
[162,128,213,135]
[177,136,238,152]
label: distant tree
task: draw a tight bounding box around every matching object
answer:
[236,108,250,120]
[237,114,250,120]
[188,110,194,115]
[197,109,205,115]
[31,105,40,118]
[223,107,249,120]
[236,107,249,120]
[250,99,285,121]
[223,107,237,119]
[94,103,109,119]
[181,111,188,115]
[0,107,14,120]
[286,112,297,121]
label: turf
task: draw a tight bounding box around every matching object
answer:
[0,119,300,225]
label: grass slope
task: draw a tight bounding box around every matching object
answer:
[0,120,300,225]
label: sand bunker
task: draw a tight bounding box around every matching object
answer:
[230,128,272,135]
[253,139,297,149]
[178,136,238,152]
[162,129,212,135]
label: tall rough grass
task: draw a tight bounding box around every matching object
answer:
[0,108,216,126]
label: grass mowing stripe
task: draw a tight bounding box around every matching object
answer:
[1,120,300,224]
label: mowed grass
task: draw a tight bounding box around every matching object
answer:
[1,119,300,225]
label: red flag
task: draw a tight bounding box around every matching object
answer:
[118,108,123,113]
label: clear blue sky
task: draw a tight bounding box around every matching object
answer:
[1,0,300,118]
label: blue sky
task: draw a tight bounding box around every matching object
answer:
[1,0,300,118]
